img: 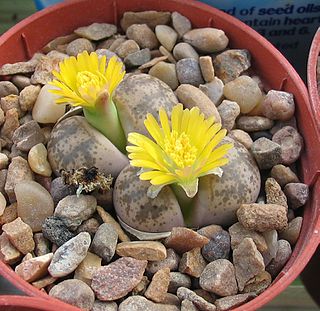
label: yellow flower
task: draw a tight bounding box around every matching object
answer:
[127,104,233,198]
[50,51,125,108]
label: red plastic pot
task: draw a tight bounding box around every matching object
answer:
[0,0,320,310]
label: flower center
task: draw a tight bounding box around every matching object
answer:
[164,131,197,168]
[76,71,105,102]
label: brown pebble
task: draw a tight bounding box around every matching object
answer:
[179,247,207,278]
[145,267,170,303]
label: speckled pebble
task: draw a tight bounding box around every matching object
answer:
[217,100,240,132]
[265,177,288,208]
[66,38,94,56]
[92,301,118,311]
[126,24,159,50]
[215,293,256,311]
[145,267,170,303]
[1,108,20,145]
[75,23,117,41]
[176,58,204,86]
[1,95,22,118]
[168,272,192,294]
[173,42,199,61]
[270,165,299,187]
[202,230,231,262]
[284,183,309,209]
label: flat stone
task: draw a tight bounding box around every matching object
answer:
[145,267,171,303]
[250,137,282,170]
[165,227,209,254]
[201,230,231,262]
[200,259,238,296]
[146,248,180,275]
[91,223,118,263]
[15,253,53,282]
[126,24,159,50]
[199,56,215,83]
[242,271,272,294]
[120,11,171,31]
[177,287,216,311]
[0,232,21,264]
[233,238,265,291]
[168,272,191,294]
[124,48,151,68]
[54,194,97,230]
[0,81,19,98]
[262,90,295,121]
[175,84,221,123]
[213,49,251,84]
[66,38,94,56]
[173,42,199,61]
[183,28,228,53]
[215,293,256,311]
[236,116,274,132]
[279,217,303,246]
[228,222,267,253]
[0,202,17,226]
[15,180,54,232]
[49,279,95,311]
[228,129,253,149]
[119,296,179,311]
[75,23,117,40]
[237,203,288,232]
[179,247,207,278]
[284,183,309,209]
[176,58,204,86]
[270,164,299,187]
[115,40,140,59]
[272,126,303,165]
[2,217,35,254]
[42,33,79,53]
[266,239,292,278]
[138,55,168,70]
[171,12,192,37]
[223,75,262,114]
[265,177,288,208]
[0,108,20,145]
[48,232,91,277]
[32,275,57,289]
[91,257,147,301]
[74,251,102,285]
[217,100,240,132]
[33,233,50,257]
[28,143,52,177]
[149,61,179,90]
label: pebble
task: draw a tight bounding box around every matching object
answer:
[92,301,118,311]
[270,117,297,135]
[197,224,223,239]
[177,287,217,311]
[32,84,67,124]
[266,240,292,278]
[146,248,180,275]
[272,126,303,165]
[0,169,7,196]
[179,247,207,278]
[194,289,216,304]
[199,259,238,296]
[91,257,147,301]
[284,183,309,210]
[171,12,192,37]
[0,202,18,226]
[76,217,100,236]
[132,275,150,295]
[176,58,204,86]
[2,217,35,254]
[262,90,295,121]
[119,295,179,311]
[217,100,240,132]
[18,85,40,113]
[199,78,224,106]
[233,238,265,291]
[75,23,117,40]
[42,216,76,246]
[1,95,23,117]
[202,230,231,262]
[175,84,221,123]
[0,232,21,264]
[108,38,126,52]
[15,180,54,232]
[33,233,50,257]
[173,42,199,61]
[149,62,179,90]
[199,56,215,83]
[49,279,95,311]
[164,227,209,254]
[15,253,53,282]
[155,25,178,52]
[0,108,4,126]
[28,143,52,177]
[0,81,19,98]
[74,252,102,285]
[223,75,262,113]
[66,38,95,56]
[181,299,198,311]
[265,177,288,208]
[120,11,171,31]
[126,24,159,50]
[0,53,42,75]
[91,223,118,263]
[250,137,282,170]
[250,131,273,141]
[213,49,251,83]
[228,222,267,253]
[228,129,253,149]
[0,108,20,144]
[124,48,151,68]
[168,272,191,293]
[48,232,91,277]
[32,275,57,289]
[145,267,171,303]
[215,293,256,311]
[236,116,274,132]
[96,206,130,242]
[159,46,176,64]
[0,191,6,216]
[115,40,140,59]
[138,55,168,70]
[261,230,278,266]
[183,28,228,53]
[270,165,299,187]
[42,33,79,53]
[279,217,303,246]
[54,194,97,230]
[50,177,76,206]
[237,203,288,232]
[242,271,272,295]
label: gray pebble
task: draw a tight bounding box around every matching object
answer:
[50,177,76,206]
[279,217,303,246]
[176,58,204,86]
[171,12,192,37]
[173,42,199,61]
[202,230,231,262]
[124,48,151,68]
[168,272,191,293]
[237,116,274,132]
[217,100,240,132]
[199,77,224,106]
[126,24,159,50]
[66,38,94,56]
[0,81,19,99]
[215,293,256,311]
[146,248,180,275]
[177,287,216,311]
[74,23,117,41]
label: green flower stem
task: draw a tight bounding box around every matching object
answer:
[83,90,127,154]
[171,183,194,226]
